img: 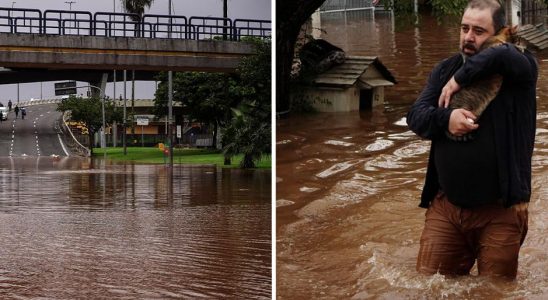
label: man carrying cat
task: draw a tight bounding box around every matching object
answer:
[406,0,538,278]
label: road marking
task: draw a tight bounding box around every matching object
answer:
[57,134,69,156]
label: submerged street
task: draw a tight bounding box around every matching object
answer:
[0,103,67,157]
[277,12,548,299]
[0,157,271,298]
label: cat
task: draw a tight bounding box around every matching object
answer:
[446,26,521,142]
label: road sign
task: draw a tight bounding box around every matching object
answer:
[54,81,77,96]
[176,125,181,138]
[136,117,149,126]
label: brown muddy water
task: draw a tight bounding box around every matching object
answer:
[0,157,271,299]
[277,11,548,299]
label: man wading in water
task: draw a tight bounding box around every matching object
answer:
[407,0,538,279]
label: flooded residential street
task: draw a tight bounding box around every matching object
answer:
[0,157,271,299]
[277,12,548,299]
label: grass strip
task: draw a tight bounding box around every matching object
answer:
[93,147,271,169]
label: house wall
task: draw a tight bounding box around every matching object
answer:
[295,85,385,112]
[302,86,359,112]
[371,87,384,107]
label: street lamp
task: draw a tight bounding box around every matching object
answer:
[65,1,75,10]
[65,1,76,34]
[86,85,107,149]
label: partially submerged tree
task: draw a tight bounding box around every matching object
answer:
[154,71,239,148]
[122,0,155,139]
[277,0,327,113]
[154,38,271,168]
[222,38,271,168]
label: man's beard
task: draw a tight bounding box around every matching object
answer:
[461,42,478,56]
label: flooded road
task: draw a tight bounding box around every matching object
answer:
[277,12,548,299]
[0,157,271,298]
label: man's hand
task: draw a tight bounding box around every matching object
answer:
[438,77,461,108]
[448,109,479,136]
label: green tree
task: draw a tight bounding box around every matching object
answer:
[153,39,271,168]
[222,38,271,168]
[57,96,122,154]
[277,0,326,113]
[122,0,154,140]
[154,71,239,148]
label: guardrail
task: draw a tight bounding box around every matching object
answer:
[0,7,271,40]
[61,111,91,157]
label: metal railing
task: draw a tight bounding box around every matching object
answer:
[0,7,271,40]
[522,0,548,26]
[320,0,377,13]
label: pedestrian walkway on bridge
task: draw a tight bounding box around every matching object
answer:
[0,7,271,41]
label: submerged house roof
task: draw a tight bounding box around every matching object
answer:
[517,24,548,51]
[312,56,397,88]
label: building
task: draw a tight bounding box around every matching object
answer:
[298,56,396,112]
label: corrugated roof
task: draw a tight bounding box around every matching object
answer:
[518,24,548,51]
[312,56,396,87]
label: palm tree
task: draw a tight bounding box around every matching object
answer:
[121,0,154,20]
[121,0,154,142]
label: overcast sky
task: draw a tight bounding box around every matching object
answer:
[0,0,271,103]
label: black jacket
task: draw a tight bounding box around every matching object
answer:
[407,44,538,208]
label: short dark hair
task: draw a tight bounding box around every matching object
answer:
[465,0,506,33]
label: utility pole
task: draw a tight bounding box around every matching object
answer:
[113,70,117,147]
[168,0,174,167]
[123,70,127,155]
[223,0,228,40]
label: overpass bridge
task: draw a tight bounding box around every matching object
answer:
[0,7,271,85]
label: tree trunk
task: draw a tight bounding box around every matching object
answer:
[276,0,327,113]
[212,121,218,149]
[131,70,135,144]
[241,154,255,169]
[88,131,94,155]
[224,155,231,166]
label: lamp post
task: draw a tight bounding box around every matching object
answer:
[65,1,76,34]
[9,2,15,20]
[168,0,174,167]
[85,85,107,149]
[82,85,106,148]
[65,1,75,10]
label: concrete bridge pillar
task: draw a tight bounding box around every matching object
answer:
[88,73,108,98]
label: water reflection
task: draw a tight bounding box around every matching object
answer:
[277,12,548,299]
[0,156,271,298]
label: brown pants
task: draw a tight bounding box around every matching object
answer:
[417,193,528,279]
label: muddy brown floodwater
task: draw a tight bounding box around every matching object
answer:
[277,11,548,299]
[0,157,271,299]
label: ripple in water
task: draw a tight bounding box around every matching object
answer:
[324,140,355,147]
[315,160,363,178]
[364,139,394,152]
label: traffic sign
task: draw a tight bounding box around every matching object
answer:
[136,117,149,126]
[54,81,77,96]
